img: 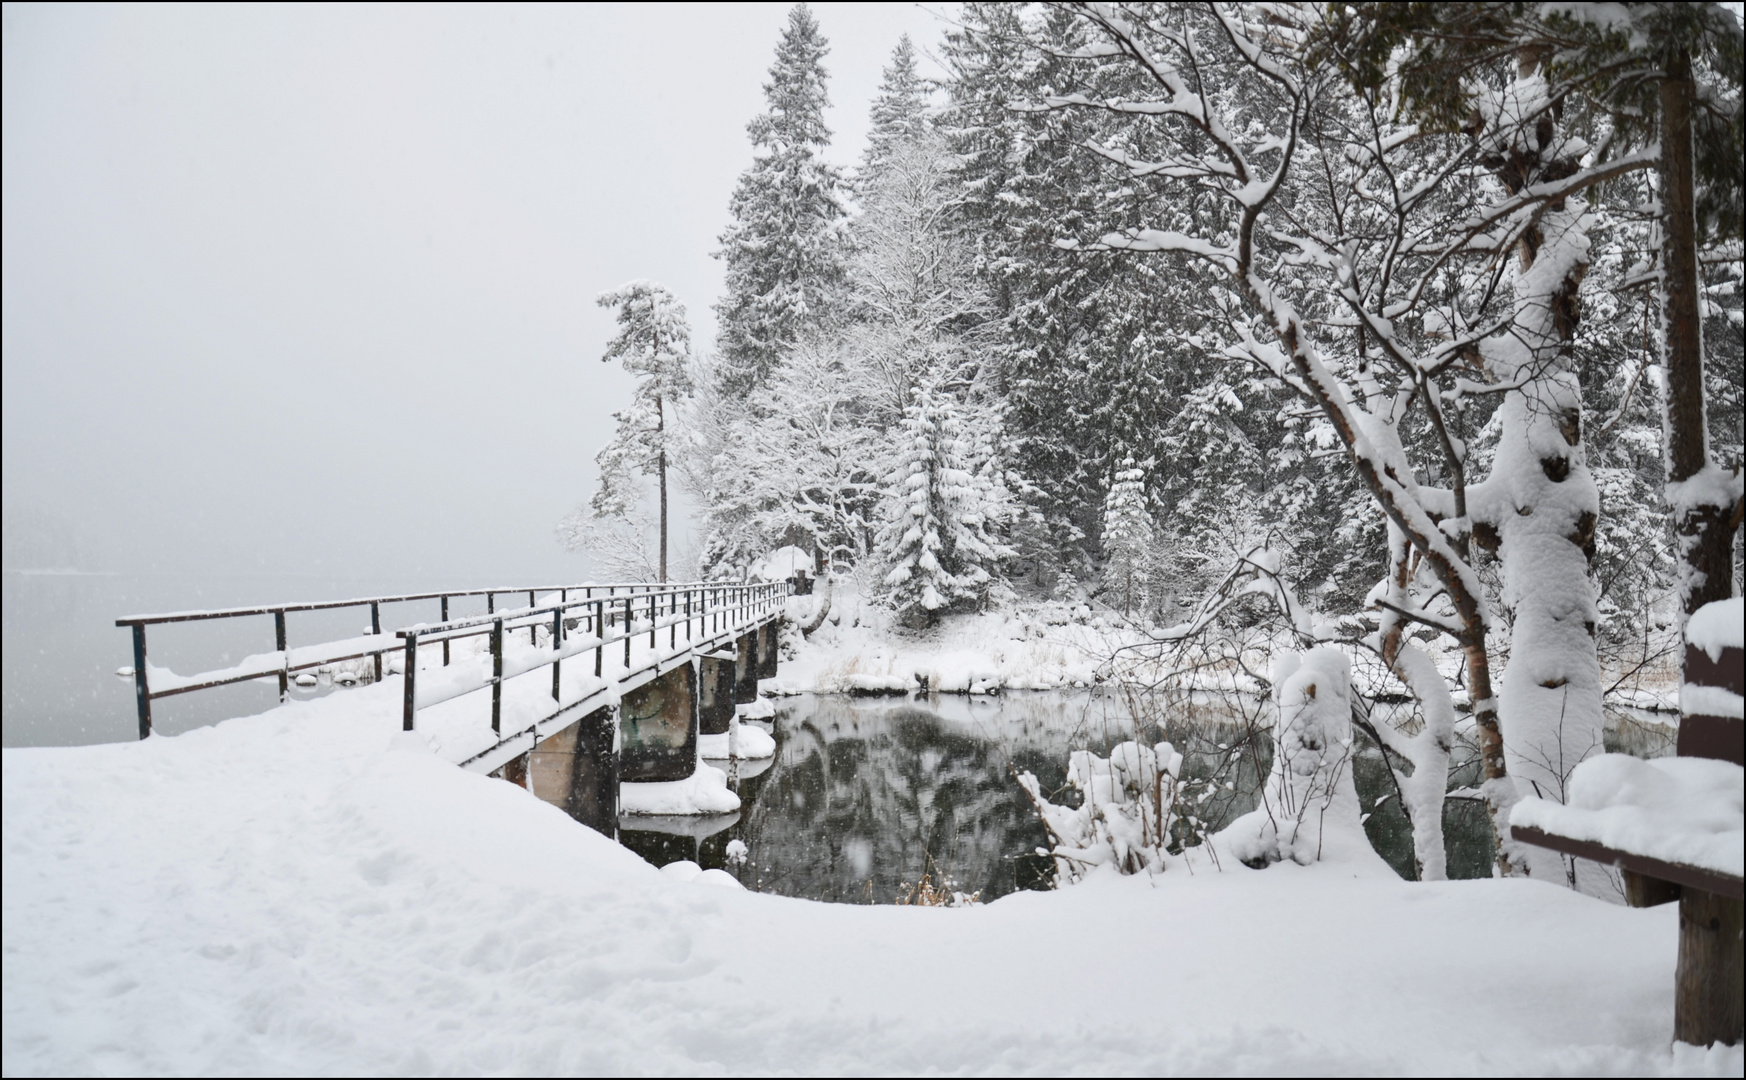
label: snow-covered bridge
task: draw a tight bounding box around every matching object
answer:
[116,581,790,822]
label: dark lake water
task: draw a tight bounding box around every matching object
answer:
[619,689,1672,901]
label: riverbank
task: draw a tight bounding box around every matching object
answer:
[769,586,1682,715]
[3,682,1733,1076]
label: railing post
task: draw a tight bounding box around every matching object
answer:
[650,592,658,650]
[491,617,504,734]
[624,598,632,669]
[131,624,152,739]
[528,590,537,645]
[441,595,450,666]
[551,607,563,702]
[595,601,604,678]
[274,610,289,702]
[370,601,382,682]
[402,633,418,732]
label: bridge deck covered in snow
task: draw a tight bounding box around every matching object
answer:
[116,581,788,775]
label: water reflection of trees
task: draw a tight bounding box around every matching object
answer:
[649,688,1550,903]
[734,700,1057,903]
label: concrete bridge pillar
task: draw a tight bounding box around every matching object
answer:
[699,651,736,736]
[758,621,780,679]
[619,661,698,782]
[528,704,619,835]
[495,704,619,835]
[734,632,759,705]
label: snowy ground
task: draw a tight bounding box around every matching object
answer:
[4,677,1738,1076]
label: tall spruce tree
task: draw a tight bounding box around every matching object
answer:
[879,386,1012,626]
[862,35,930,185]
[714,3,847,399]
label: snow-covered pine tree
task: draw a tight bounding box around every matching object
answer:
[861,35,930,187]
[713,3,847,399]
[938,1,1029,311]
[570,280,692,583]
[879,387,1012,627]
[1101,457,1151,615]
[945,6,1212,582]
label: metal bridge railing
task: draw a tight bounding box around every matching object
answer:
[114,582,775,740]
[395,581,786,737]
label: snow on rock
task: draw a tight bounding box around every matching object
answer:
[702,715,774,761]
[619,762,741,816]
[846,672,911,695]
[735,698,775,721]
[729,717,775,759]
[697,731,731,758]
[659,860,746,890]
[2,691,1735,1075]
[1511,754,1744,879]
[1686,596,1744,662]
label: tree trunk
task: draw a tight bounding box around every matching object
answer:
[1469,48,1606,884]
[1660,48,1735,620]
[657,391,668,583]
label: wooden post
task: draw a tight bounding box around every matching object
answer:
[490,617,504,734]
[1678,887,1745,1045]
[441,595,450,666]
[275,610,289,702]
[595,601,604,678]
[402,633,418,732]
[370,601,382,682]
[1674,611,1744,1046]
[551,608,563,702]
[130,624,152,740]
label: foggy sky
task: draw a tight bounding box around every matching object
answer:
[2,2,946,583]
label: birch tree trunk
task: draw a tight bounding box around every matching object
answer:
[1470,49,1605,884]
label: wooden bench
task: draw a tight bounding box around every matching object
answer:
[1511,597,1743,1047]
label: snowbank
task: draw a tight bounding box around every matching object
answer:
[3,681,1738,1075]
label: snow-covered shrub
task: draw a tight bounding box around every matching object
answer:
[1018,739,1185,881]
[1217,648,1363,868]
